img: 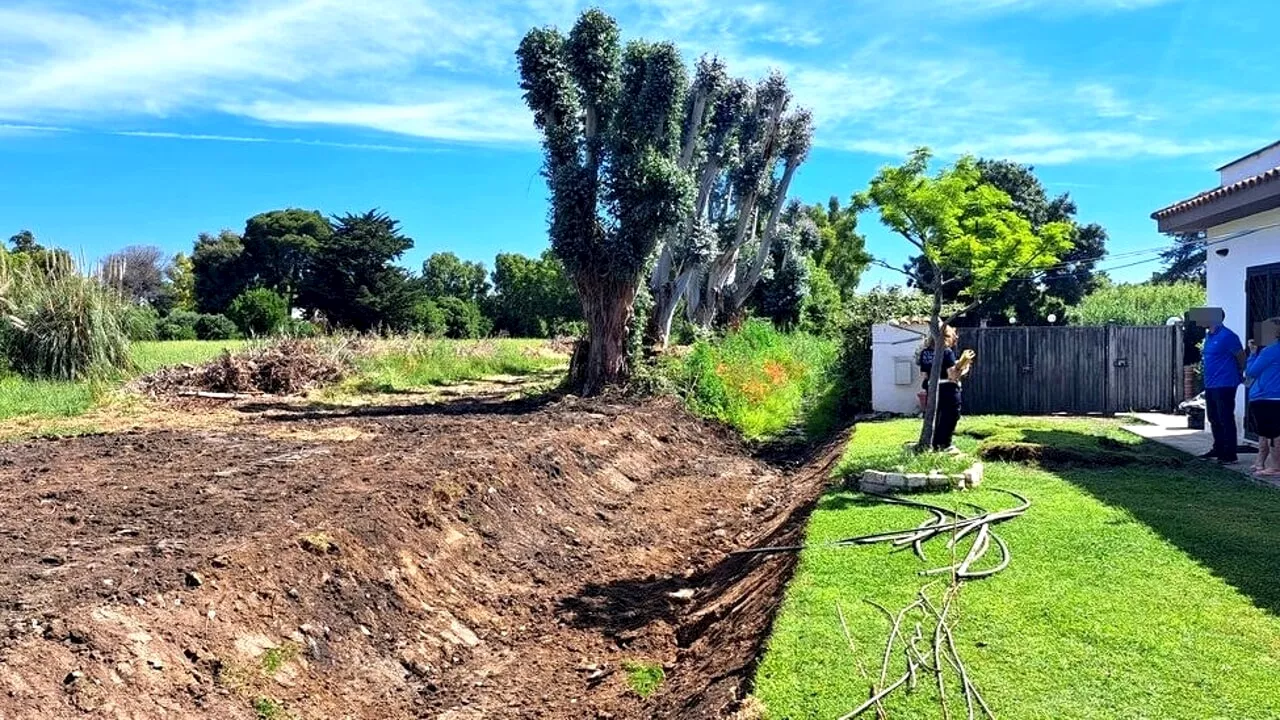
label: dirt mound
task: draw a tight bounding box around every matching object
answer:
[136,339,354,396]
[0,395,841,719]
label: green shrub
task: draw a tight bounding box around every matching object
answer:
[281,318,320,338]
[435,296,490,339]
[671,319,838,439]
[1,254,132,380]
[1070,281,1206,326]
[194,313,238,340]
[800,259,844,337]
[122,305,160,341]
[157,310,200,341]
[227,288,288,337]
[412,298,448,337]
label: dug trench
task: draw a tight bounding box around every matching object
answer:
[0,395,844,719]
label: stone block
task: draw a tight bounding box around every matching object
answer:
[906,473,929,490]
[886,473,909,490]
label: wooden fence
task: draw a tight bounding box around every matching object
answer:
[953,325,1184,415]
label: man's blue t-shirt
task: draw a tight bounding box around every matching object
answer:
[1247,342,1280,400]
[1203,326,1243,389]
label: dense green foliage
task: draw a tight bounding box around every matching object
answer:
[194,313,238,341]
[756,417,1280,719]
[242,208,331,305]
[808,197,871,299]
[192,229,248,314]
[490,250,580,337]
[228,288,289,336]
[157,310,200,341]
[299,211,422,332]
[422,252,489,304]
[1070,280,1206,326]
[670,319,837,439]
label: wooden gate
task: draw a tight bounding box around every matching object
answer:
[954,325,1183,415]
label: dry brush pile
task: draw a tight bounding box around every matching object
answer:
[135,338,359,396]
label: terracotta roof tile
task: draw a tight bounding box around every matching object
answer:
[1151,165,1280,220]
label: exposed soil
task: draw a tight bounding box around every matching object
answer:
[0,393,842,719]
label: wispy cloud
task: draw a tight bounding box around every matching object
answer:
[110,131,431,153]
[0,0,1270,166]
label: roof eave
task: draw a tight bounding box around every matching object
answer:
[1153,186,1280,234]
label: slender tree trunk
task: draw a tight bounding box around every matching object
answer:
[573,276,637,396]
[917,279,946,451]
[729,158,798,311]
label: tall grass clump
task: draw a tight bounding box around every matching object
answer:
[0,253,133,380]
[347,337,568,392]
[672,319,838,440]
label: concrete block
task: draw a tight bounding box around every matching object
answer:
[906,473,929,490]
[887,473,909,490]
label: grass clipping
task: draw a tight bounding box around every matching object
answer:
[135,338,356,396]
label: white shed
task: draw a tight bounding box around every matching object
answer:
[871,322,928,415]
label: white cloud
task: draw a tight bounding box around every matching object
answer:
[0,0,1265,165]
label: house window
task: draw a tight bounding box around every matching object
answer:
[1246,263,1280,440]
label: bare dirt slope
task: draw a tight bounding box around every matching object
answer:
[0,395,840,719]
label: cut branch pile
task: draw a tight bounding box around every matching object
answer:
[134,339,357,397]
[734,488,1030,718]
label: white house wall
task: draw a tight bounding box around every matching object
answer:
[871,323,928,415]
[1206,206,1280,434]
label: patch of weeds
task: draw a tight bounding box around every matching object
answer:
[252,697,288,719]
[298,532,338,555]
[261,643,300,674]
[622,660,665,698]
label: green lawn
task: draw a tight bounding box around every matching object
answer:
[755,417,1280,719]
[0,339,245,420]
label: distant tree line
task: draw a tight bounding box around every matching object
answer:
[6,210,582,342]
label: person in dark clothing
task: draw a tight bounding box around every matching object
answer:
[1199,310,1246,464]
[919,326,974,451]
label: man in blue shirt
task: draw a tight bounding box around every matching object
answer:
[1200,310,1246,463]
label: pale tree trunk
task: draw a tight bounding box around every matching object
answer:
[917,278,946,451]
[571,276,637,396]
[729,158,798,311]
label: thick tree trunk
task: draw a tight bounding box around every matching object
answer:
[574,276,637,396]
[917,282,946,451]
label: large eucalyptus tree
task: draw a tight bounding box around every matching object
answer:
[646,68,814,347]
[517,9,692,393]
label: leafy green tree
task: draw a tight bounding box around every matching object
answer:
[8,230,37,254]
[299,210,422,332]
[241,209,331,307]
[491,250,580,337]
[904,159,1106,325]
[435,296,491,339]
[5,229,73,276]
[518,9,693,393]
[155,252,196,315]
[228,288,288,336]
[192,230,249,314]
[808,196,871,299]
[412,298,448,337]
[860,149,1073,449]
[422,252,489,303]
[1153,232,1206,285]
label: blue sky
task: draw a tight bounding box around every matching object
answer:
[2,0,1278,288]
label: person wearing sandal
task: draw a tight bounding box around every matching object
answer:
[1246,319,1280,477]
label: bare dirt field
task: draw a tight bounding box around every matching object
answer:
[0,393,841,719]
